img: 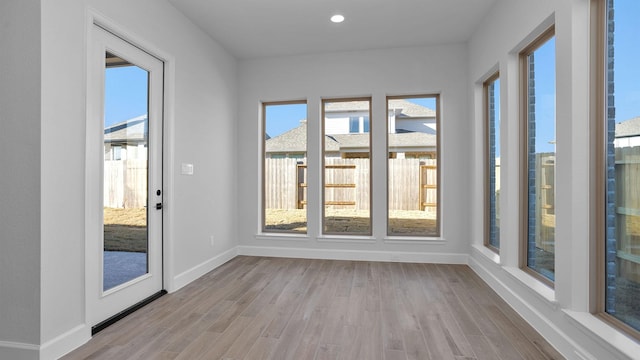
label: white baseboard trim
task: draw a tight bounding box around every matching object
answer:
[0,340,38,360]
[237,245,468,264]
[170,247,238,292]
[0,325,91,360]
[41,324,90,360]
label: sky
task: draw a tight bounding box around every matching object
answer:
[493,79,501,156]
[104,66,148,128]
[613,0,640,124]
[265,103,307,138]
[531,36,556,153]
[105,1,639,142]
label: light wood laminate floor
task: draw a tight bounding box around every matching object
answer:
[63,256,564,360]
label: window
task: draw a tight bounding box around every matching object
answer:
[262,101,308,233]
[113,145,122,161]
[520,27,556,283]
[349,116,359,133]
[484,74,500,251]
[387,95,439,237]
[322,98,371,235]
[348,116,370,133]
[597,0,640,337]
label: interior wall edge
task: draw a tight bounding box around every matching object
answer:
[0,341,38,360]
[39,324,90,360]
[169,246,239,293]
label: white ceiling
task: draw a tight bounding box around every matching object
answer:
[168,0,497,60]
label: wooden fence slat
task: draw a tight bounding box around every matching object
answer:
[264,158,438,212]
[104,159,147,208]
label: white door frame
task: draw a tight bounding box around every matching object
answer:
[85,12,176,331]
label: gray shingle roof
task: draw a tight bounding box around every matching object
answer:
[329,133,370,149]
[388,99,436,118]
[330,132,437,150]
[616,116,640,138]
[389,132,436,147]
[265,122,308,153]
[266,122,436,153]
[324,99,435,118]
[324,101,370,112]
[104,115,147,143]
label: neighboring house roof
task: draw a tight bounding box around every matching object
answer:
[266,122,436,153]
[324,99,435,118]
[389,132,437,148]
[104,115,147,144]
[388,99,436,118]
[265,121,308,153]
[324,101,370,113]
[616,117,640,138]
[327,132,437,150]
[327,133,369,150]
[267,100,436,154]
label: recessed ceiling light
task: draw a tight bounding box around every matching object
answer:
[330,14,345,23]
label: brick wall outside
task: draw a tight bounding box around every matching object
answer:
[605,0,617,314]
[527,53,538,269]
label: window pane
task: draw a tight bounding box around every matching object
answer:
[486,76,500,250]
[263,102,308,233]
[523,32,556,281]
[103,53,149,291]
[387,96,439,236]
[349,117,359,133]
[323,99,371,235]
[605,0,640,332]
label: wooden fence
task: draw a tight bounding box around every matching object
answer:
[529,146,640,276]
[263,158,300,210]
[615,146,640,281]
[534,153,556,253]
[322,158,370,210]
[104,159,147,208]
[264,158,438,212]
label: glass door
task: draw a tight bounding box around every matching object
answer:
[103,51,151,291]
[88,25,164,329]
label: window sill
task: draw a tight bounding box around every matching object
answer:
[255,233,310,241]
[563,310,640,360]
[384,236,446,244]
[503,266,558,307]
[471,244,500,264]
[317,235,377,244]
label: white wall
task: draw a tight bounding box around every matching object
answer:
[0,0,42,355]
[395,118,436,134]
[237,45,471,261]
[325,113,362,135]
[4,0,639,358]
[468,0,640,359]
[1,0,238,358]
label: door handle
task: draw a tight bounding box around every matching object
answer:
[156,203,162,210]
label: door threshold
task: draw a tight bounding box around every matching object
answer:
[91,290,167,335]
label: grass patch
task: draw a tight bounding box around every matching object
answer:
[104,207,147,252]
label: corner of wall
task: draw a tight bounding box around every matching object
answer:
[170,246,238,293]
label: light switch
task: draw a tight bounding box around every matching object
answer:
[181,163,194,175]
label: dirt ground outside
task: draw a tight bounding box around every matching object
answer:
[104,207,439,252]
[104,207,147,252]
[265,208,438,236]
